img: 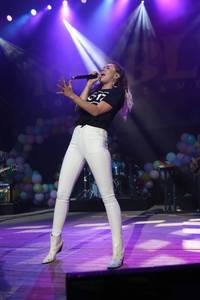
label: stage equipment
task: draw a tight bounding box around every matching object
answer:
[157,161,177,213]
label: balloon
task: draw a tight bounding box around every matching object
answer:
[149,170,159,179]
[144,162,154,172]
[9,149,18,158]
[17,163,24,173]
[33,170,39,175]
[23,175,32,184]
[15,173,24,182]
[33,183,43,193]
[17,134,26,144]
[34,193,44,202]
[181,133,189,142]
[138,170,144,177]
[24,183,33,193]
[176,153,184,160]
[145,181,154,189]
[48,184,54,191]
[34,126,42,135]
[48,198,55,208]
[32,174,42,184]
[185,134,196,145]
[24,167,33,176]
[141,172,150,182]
[20,191,28,200]
[181,155,192,165]
[6,158,15,166]
[42,184,49,193]
[14,142,24,152]
[153,161,160,169]
[16,156,24,165]
[166,152,176,162]
[44,192,50,200]
[33,198,40,206]
[50,190,57,199]
[177,142,187,154]
[172,158,182,167]
[185,145,194,155]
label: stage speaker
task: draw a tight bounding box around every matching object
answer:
[66,263,200,300]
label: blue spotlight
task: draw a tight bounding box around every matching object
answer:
[81,0,87,3]
[47,5,52,10]
[31,9,37,16]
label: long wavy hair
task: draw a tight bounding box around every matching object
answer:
[93,62,133,120]
[112,62,134,120]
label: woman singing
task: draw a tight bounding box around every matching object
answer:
[42,62,133,269]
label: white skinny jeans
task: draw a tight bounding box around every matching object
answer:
[52,125,123,250]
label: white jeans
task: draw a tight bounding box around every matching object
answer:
[52,125,123,250]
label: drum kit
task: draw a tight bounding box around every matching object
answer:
[76,156,144,200]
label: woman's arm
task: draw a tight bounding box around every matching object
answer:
[57,78,112,117]
[75,72,98,112]
[75,81,93,112]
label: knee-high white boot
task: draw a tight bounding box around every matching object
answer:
[104,198,124,269]
[42,234,63,264]
[107,237,124,269]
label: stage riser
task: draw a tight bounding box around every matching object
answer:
[66,264,200,300]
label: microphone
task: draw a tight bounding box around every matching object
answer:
[71,73,98,80]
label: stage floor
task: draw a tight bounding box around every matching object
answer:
[1,207,200,299]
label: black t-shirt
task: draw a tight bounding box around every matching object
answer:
[75,87,125,130]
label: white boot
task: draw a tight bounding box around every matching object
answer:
[42,234,63,264]
[107,242,124,269]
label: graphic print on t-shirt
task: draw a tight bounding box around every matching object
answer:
[87,90,110,105]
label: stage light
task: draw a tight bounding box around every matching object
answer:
[31,9,37,16]
[81,0,87,3]
[63,0,68,6]
[141,0,144,5]
[62,1,70,17]
[47,5,52,10]
[113,2,155,60]
[63,19,109,72]
[7,15,12,22]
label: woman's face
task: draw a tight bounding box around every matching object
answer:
[100,64,120,85]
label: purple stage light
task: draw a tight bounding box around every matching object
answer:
[7,15,12,22]
[63,0,68,6]
[31,9,37,16]
[81,0,87,3]
[47,5,52,10]
[155,0,185,19]
[62,0,70,17]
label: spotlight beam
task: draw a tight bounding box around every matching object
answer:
[63,19,110,73]
[113,2,155,60]
[63,19,98,72]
